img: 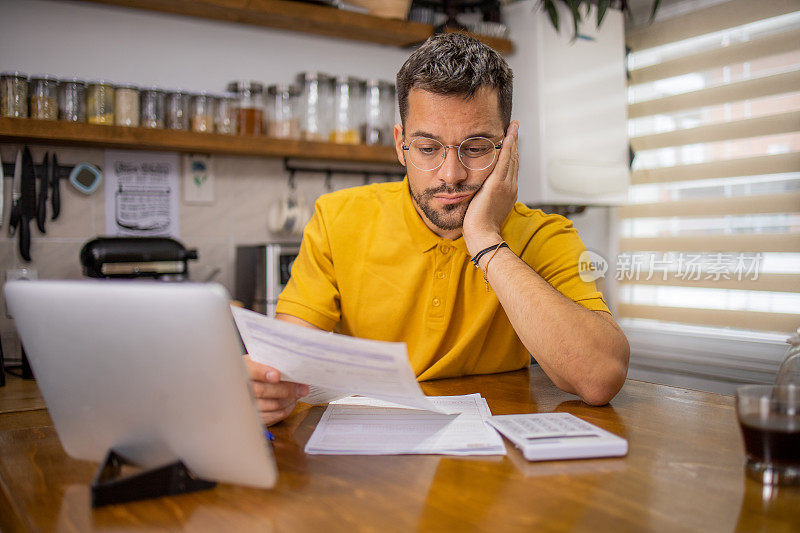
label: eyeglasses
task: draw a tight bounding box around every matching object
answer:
[402,136,503,172]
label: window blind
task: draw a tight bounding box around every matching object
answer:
[619,0,800,335]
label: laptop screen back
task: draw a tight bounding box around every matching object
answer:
[4,279,276,489]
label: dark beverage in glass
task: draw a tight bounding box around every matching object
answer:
[737,385,800,485]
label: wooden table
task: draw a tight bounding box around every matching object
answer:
[0,371,50,431]
[1,367,798,532]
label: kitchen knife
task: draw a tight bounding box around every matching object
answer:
[50,152,60,220]
[36,151,47,233]
[19,146,37,262]
[8,149,21,236]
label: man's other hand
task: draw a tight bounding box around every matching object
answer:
[245,356,310,426]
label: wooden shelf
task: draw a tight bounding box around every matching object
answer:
[0,118,402,165]
[77,0,514,54]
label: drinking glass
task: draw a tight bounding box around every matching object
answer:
[736,384,800,485]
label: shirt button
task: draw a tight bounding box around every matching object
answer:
[432,298,441,307]
[440,245,450,254]
[437,271,446,279]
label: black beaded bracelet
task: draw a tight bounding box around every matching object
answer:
[470,242,508,268]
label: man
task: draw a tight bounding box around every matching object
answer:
[247,33,630,425]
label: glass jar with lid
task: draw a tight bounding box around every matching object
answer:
[87,80,115,125]
[140,87,165,129]
[59,78,87,122]
[190,92,214,133]
[266,84,300,139]
[296,72,333,142]
[331,76,364,144]
[1,72,29,118]
[363,79,396,146]
[776,329,800,387]
[226,81,264,136]
[214,93,237,135]
[166,90,191,130]
[114,84,140,127]
[30,75,59,120]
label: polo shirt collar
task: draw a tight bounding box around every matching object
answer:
[400,176,469,255]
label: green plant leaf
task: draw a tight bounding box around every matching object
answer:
[542,0,560,33]
[649,0,661,23]
[566,0,582,41]
[597,0,610,28]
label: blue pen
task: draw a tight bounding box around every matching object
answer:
[264,429,275,442]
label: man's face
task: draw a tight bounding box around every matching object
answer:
[394,87,505,237]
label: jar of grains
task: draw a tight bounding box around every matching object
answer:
[331,76,364,144]
[0,72,29,118]
[87,80,115,125]
[214,92,237,134]
[363,79,396,146]
[266,84,300,139]
[190,92,214,133]
[166,90,191,130]
[296,72,333,142]
[59,78,87,122]
[114,84,140,127]
[140,87,165,129]
[226,81,265,136]
[29,75,59,120]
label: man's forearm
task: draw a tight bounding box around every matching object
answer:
[482,247,630,405]
[276,313,322,330]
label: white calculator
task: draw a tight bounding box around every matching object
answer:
[488,413,628,461]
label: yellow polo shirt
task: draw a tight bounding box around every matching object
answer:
[276,178,610,381]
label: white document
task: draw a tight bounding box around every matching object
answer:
[305,394,507,456]
[104,150,180,237]
[488,413,628,461]
[300,385,348,406]
[231,306,452,414]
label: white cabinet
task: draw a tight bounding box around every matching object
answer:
[505,0,630,205]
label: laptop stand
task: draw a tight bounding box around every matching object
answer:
[21,346,33,380]
[91,449,216,508]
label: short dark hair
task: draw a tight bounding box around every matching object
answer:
[396,33,513,130]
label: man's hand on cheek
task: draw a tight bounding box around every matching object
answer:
[462,121,519,255]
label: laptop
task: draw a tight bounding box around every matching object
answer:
[4,279,277,489]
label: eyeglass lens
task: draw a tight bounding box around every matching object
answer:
[407,137,498,171]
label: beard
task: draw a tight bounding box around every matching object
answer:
[408,181,480,232]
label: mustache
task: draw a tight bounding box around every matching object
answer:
[423,183,481,195]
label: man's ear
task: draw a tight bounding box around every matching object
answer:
[393,123,406,168]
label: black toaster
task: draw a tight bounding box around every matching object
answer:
[80,237,199,280]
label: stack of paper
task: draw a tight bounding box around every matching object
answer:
[305,393,506,456]
[231,306,453,413]
[232,307,506,455]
